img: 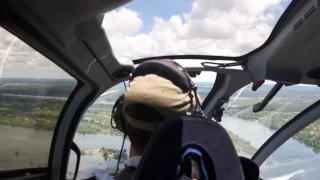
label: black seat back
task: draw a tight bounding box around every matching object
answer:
[132,116,245,180]
[239,156,260,180]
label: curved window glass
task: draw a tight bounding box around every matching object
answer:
[0,27,77,170]
[221,83,319,157]
[67,72,217,179]
[67,83,129,179]
[260,118,320,180]
[102,1,292,60]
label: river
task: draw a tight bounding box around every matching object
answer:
[1,116,320,180]
[221,117,320,179]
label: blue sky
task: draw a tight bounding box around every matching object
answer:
[0,0,293,80]
[119,0,291,34]
[101,0,292,82]
[123,0,193,33]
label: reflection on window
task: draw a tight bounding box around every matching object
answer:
[260,119,320,180]
[221,83,320,157]
[0,27,77,170]
[67,83,130,179]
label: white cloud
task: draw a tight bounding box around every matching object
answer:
[102,8,143,37]
[0,27,72,79]
[0,0,289,80]
[0,7,144,79]
[102,0,288,82]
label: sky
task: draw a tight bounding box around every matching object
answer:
[102,0,291,82]
[0,0,291,81]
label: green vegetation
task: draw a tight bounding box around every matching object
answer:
[0,94,64,130]
[0,89,257,155]
[2,81,320,157]
[100,147,128,161]
[228,131,257,155]
[225,98,320,153]
[80,147,128,161]
[76,105,122,136]
[0,94,122,136]
[293,124,320,153]
[0,79,76,97]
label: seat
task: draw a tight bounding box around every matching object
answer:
[132,115,245,180]
[239,156,260,180]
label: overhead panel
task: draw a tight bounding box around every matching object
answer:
[246,0,320,85]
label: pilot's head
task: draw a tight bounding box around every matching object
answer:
[122,69,201,155]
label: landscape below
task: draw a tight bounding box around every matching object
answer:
[1,79,320,170]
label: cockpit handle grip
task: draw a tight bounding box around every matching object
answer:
[71,142,80,180]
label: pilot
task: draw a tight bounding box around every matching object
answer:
[114,66,201,180]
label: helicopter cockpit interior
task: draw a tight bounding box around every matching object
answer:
[1,0,320,179]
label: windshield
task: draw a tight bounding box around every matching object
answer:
[103,0,291,61]
[68,77,320,180]
[260,118,320,179]
[0,27,77,171]
[222,83,320,153]
[67,72,216,179]
[222,83,320,178]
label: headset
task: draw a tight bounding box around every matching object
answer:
[109,60,203,175]
[111,59,203,134]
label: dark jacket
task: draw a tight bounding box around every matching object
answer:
[114,165,192,180]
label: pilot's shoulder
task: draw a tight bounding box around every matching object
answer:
[114,166,136,180]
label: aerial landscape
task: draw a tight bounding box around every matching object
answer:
[3,0,320,179]
[1,78,320,179]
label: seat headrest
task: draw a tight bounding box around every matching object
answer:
[239,156,260,180]
[132,116,245,180]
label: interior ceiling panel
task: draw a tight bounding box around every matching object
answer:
[297,35,320,74]
[5,0,134,86]
[246,0,320,85]
[268,3,320,71]
[19,0,131,48]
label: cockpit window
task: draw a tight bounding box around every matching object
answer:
[68,83,129,179]
[102,0,291,60]
[260,118,320,179]
[67,72,216,179]
[222,83,319,157]
[0,27,77,170]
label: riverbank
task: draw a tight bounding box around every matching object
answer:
[0,94,123,135]
[225,98,320,153]
[0,93,257,155]
[81,147,128,161]
[2,86,320,156]
[228,130,257,155]
[0,93,259,157]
